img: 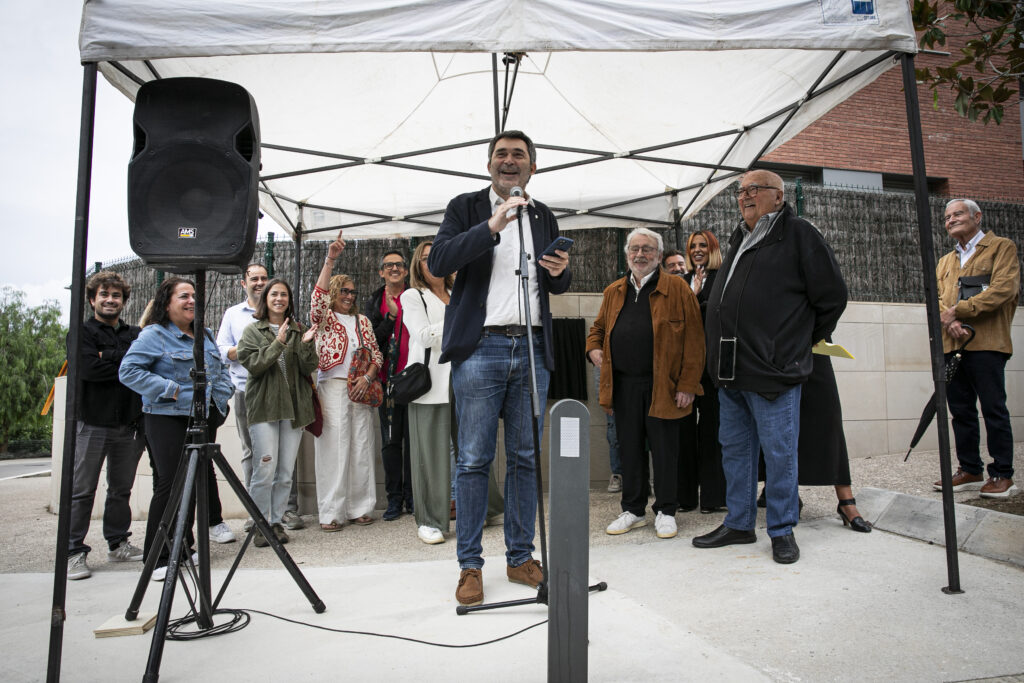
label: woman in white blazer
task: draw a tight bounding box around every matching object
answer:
[400,241,455,544]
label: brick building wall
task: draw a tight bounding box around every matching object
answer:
[765,37,1023,201]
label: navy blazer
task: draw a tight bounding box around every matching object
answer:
[428,187,572,370]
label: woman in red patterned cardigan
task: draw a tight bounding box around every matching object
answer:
[310,230,384,532]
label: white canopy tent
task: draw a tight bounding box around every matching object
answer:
[51,2,963,680]
[80,0,918,239]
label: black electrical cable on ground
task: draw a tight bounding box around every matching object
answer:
[167,605,547,648]
[162,561,545,647]
[167,608,250,640]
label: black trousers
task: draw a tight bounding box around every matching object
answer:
[379,401,413,504]
[947,350,1014,479]
[678,374,726,509]
[142,413,223,567]
[613,374,680,517]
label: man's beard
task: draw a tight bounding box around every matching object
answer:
[95,308,120,323]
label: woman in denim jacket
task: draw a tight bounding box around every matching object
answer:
[119,277,234,580]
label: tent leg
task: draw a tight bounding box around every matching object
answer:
[47,61,98,683]
[491,53,500,136]
[900,52,962,595]
[293,223,302,316]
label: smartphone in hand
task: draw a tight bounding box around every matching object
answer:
[540,236,574,259]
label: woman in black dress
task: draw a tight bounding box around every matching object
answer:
[756,345,872,532]
[678,230,726,513]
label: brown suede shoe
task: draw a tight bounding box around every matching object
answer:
[932,467,984,492]
[456,569,483,606]
[980,476,1018,498]
[507,558,544,588]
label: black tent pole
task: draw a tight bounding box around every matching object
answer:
[47,61,98,683]
[293,221,303,320]
[900,52,962,594]
[492,53,500,135]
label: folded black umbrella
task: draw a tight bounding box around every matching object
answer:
[905,324,976,460]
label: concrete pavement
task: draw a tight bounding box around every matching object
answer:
[2,449,1023,682]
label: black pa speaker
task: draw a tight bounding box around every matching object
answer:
[128,77,260,274]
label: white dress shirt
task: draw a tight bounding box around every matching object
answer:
[484,187,542,328]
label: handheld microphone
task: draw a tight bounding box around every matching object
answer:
[510,186,524,218]
[506,186,524,219]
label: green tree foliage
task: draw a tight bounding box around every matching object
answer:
[913,0,1022,124]
[0,288,66,450]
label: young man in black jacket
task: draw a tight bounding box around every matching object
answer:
[67,271,146,580]
[693,170,847,564]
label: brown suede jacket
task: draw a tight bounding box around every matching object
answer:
[586,269,705,419]
[937,231,1019,354]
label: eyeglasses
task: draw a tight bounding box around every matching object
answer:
[381,262,406,270]
[627,245,658,255]
[734,184,779,198]
[338,288,358,297]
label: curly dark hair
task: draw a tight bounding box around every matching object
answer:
[85,270,131,305]
[254,278,295,322]
[145,276,195,328]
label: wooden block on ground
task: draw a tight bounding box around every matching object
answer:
[93,612,157,638]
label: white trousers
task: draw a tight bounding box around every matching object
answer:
[314,379,377,524]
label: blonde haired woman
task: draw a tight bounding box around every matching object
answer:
[310,230,383,531]
[400,241,455,544]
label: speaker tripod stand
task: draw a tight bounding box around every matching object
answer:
[124,269,325,683]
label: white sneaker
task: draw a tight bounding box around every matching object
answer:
[68,552,91,580]
[107,540,144,562]
[209,522,236,544]
[606,511,646,535]
[151,552,199,582]
[417,526,444,545]
[655,511,678,539]
[607,474,622,493]
[243,518,254,532]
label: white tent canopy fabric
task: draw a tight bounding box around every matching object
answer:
[80,0,918,239]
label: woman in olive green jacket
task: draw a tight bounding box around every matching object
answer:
[237,278,318,545]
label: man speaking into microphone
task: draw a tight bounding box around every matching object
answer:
[428,130,571,606]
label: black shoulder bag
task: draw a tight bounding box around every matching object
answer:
[387,290,433,404]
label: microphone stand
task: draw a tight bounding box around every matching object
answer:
[458,195,605,615]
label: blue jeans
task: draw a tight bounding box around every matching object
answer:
[593,365,621,475]
[718,386,801,538]
[452,330,549,569]
[248,420,303,525]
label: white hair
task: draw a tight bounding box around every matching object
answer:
[624,228,664,255]
[945,198,982,218]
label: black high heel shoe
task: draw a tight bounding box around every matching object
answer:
[837,497,872,533]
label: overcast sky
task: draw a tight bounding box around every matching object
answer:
[0,1,279,319]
